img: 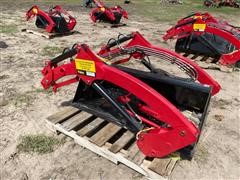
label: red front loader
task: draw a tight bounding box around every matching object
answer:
[89,0,128,24]
[26,5,76,34]
[163,12,240,67]
[41,32,220,159]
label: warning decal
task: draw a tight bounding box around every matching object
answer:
[75,59,96,77]
[193,23,206,32]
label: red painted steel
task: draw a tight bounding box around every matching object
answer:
[26,5,76,33]
[163,12,240,66]
[41,33,221,157]
[90,0,128,23]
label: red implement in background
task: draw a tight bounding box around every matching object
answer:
[89,0,128,24]
[26,5,76,33]
[41,32,220,159]
[163,12,240,67]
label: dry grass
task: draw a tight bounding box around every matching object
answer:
[41,46,63,57]
[17,134,64,154]
[0,24,17,34]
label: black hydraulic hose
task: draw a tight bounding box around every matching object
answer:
[106,34,133,49]
[141,58,157,73]
[50,48,78,65]
[183,12,197,20]
[175,19,197,28]
[100,46,198,79]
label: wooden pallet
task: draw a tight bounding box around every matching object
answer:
[46,106,179,180]
[21,28,79,39]
[92,22,127,28]
[180,52,234,72]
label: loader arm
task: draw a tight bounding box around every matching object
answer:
[41,43,201,158]
[98,32,221,95]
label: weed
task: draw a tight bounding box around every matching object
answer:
[17,134,64,154]
[0,24,17,34]
[13,93,33,107]
[35,88,53,94]
[41,46,63,57]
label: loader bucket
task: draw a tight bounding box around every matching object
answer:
[71,65,212,159]
[175,33,238,59]
[35,15,70,33]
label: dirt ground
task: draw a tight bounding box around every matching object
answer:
[0,2,240,180]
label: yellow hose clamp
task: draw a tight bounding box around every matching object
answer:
[32,8,38,14]
[100,7,105,12]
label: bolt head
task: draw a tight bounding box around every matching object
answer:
[180,130,186,136]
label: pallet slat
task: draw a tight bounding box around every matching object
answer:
[109,131,134,153]
[22,29,50,38]
[200,56,209,61]
[61,111,93,131]
[93,22,127,28]
[165,158,178,176]
[132,151,146,165]
[194,55,203,61]
[77,117,104,136]
[206,57,215,63]
[90,123,122,147]
[21,29,79,39]
[47,106,80,124]
[127,143,140,160]
[127,144,146,165]
[148,158,177,176]
[190,54,199,60]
